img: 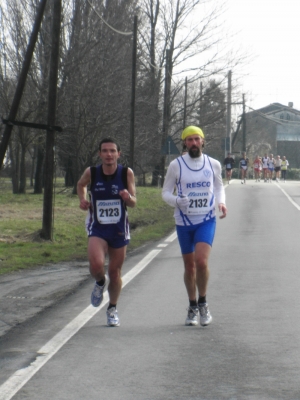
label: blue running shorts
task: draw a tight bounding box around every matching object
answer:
[88,225,129,248]
[176,218,216,254]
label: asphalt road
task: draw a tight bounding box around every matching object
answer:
[1,179,300,400]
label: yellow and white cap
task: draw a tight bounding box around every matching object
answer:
[181,126,205,140]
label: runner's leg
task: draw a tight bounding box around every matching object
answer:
[194,242,211,297]
[107,245,127,305]
[182,253,197,301]
[88,236,107,281]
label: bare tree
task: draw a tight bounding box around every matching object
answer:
[0,0,247,194]
[137,0,244,180]
[56,0,139,192]
[0,0,48,193]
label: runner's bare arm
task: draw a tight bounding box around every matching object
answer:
[119,168,137,208]
[218,203,227,219]
[77,168,91,210]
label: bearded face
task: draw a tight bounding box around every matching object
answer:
[188,146,201,158]
[185,134,204,158]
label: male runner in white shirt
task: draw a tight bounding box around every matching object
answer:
[268,154,275,182]
[262,153,269,182]
[162,126,227,327]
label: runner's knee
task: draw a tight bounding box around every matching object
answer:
[194,256,208,271]
[108,267,122,283]
[184,260,195,275]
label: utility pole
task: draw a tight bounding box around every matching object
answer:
[0,6,7,79]
[129,16,137,170]
[183,77,187,128]
[242,94,246,152]
[226,70,232,157]
[199,81,203,126]
[0,0,48,170]
[41,0,61,240]
[160,49,171,180]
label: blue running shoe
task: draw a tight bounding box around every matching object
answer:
[106,307,120,327]
[91,280,106,307]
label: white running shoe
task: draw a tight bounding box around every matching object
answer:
[91,280,106,307]
[199,303,212,326]
[185,306,199,326]
[107,307,120,327]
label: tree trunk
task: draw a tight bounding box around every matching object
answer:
[30,145,37,187]
[64,156,74,186]
[9,142,20,194]
[151,164,161,186]
[19,143,27,193]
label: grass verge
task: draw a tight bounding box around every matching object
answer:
[0,181,175,275]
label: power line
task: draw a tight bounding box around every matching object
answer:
[87,0,132,36]
[87,1,167,72]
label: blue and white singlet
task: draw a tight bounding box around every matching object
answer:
[175,155,216,226]
[85,165,130,240]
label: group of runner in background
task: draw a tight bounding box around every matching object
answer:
[223,152,289,184]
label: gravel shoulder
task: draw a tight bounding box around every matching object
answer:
[0,261,91,338]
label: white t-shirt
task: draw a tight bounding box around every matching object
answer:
[162,153,225,226]
[274,158,282,167]
[268,158,275,168]
[262,157,269,168]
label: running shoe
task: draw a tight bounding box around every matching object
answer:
[106,307,120,327]
[185,306,199,326]
[91,280,106,307]
[198,303,212,326]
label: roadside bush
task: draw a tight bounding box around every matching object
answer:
[285,168,300,180]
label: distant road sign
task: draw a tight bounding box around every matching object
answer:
[221,137,230,151]
[161,136,180,155]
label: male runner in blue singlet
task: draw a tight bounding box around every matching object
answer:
[224,152,235,183]
[162,126,227,327]
[77,138,136,326]
[239,152,249,184]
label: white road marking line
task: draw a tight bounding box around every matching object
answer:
[157,244,168,247]
[275,182,300,211]
[0,249,162,400]
[164,231,177,242]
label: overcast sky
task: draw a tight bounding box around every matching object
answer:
[225,0,300,112]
